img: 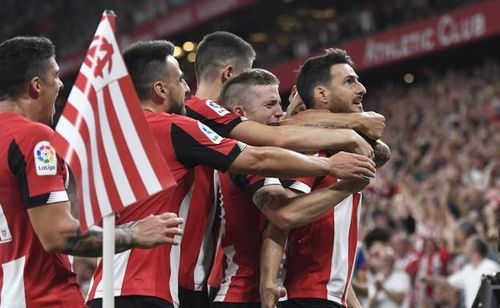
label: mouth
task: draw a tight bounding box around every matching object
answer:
[267,122,280,126]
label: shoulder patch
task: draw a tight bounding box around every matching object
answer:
[205,100,230,116]
[197,122,223,144]
[33,141,57,176]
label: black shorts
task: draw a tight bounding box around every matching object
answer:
[282,298,343,308]
[178,287,211,308]
[88,295,173,308]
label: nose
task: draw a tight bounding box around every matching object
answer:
[58,78,64,91]
[274,105,284,120]
[357,81,366,95]
[182,79,190,95]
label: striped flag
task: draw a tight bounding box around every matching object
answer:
[51,11,176,231]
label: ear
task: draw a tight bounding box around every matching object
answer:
[233,105,246,117]
[152,81,168,102]
[313,85,329,108]
[221,65,234,83]
[28,76,42,99]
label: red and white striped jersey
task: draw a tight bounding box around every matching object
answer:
[0,113,85,307]
[87,111,246,306]
[179,96,243,291]
[285,175,362,307]
[215,175,311,303]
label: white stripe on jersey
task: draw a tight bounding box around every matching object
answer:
[46,190,69,204]
[289,181,311,194]
[92,250,132,298]
[214,245,239,302]
[171,184,194,307]
[327,195,354,304]
[1,256,27,308]
[192,171,219,290]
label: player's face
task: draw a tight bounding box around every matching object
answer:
[37,57,63,125]
[165,55,190,115]
[241,85,283,125]
[325,64,366,113]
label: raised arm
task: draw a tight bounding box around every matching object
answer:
[281,109,386,141]
[230,120,374,157]
[229,146,376,180]
[28,201,184,257]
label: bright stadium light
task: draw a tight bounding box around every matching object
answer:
[187,52,196,63]
[174,46,184,58]
[183,41,195,52]
[404,73,415,84]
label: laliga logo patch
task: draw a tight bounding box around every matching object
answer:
[206,100,230,116]
[34,141,57,176]
[198,122,223,144]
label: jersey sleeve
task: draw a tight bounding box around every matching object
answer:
[280,176,315,194]
[185,99,243,137]
[229,174,270,198]
[8,125,68,208]
[171,119,246,172]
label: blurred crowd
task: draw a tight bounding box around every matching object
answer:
[0,0,190,57]
[353,59,500,307]
[250,0,482,67]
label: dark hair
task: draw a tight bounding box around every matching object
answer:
[0,36,55,100]
[457,219,477,237]
[123,40,175,101]
[470,236,489,258]
[296,48,354,109]
[219,68,278,109]
[195,31,256,83]
[364,227,391,250]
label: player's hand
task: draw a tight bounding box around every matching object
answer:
[351,131,374,158]
[356,112,386,140]
[260,284,287,308]
[132,212,184,248]
[328,151,376,180]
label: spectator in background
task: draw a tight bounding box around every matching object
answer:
[421,236,500,308]
[366,246,411,308]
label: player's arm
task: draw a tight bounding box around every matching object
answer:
[231,121,373,157]
[281,109,386,141]
[253,178,368,230]
[260,222,288,308]
[346,284,363,308]
[229,147,376,180]
[174,119,375,180]
[28,202,183,257]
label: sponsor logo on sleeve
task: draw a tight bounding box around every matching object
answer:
[198,122,223,144]
[33,141,57,176]
[206,100,230,116]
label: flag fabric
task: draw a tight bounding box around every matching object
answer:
[52,11,176,231]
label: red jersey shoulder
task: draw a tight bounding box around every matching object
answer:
[7,115,59,177]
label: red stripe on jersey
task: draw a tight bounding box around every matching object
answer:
[179,165,217,290]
